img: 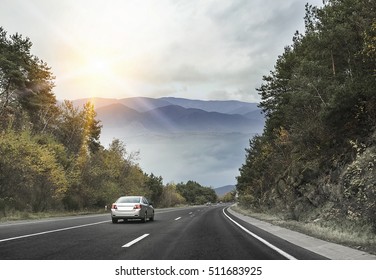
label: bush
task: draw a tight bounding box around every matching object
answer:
[0,130,68,213]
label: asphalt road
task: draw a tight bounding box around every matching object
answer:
[0,205,326,260]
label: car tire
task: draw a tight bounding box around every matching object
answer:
[142,211,147,223]
[112,217,118,224]
[149,212,154,221]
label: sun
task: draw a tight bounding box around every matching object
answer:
[58,46,132,97]
[64,53,122,96]
[86,57,112,77]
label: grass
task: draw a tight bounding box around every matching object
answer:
[232,205,376,256]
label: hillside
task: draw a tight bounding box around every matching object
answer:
[95,103,141,127]
[159,97,260,114]
[73,97,265,135]
[72,96,261,114]
[90,97,265,188]
[236,0,376,248]
[214,185,235,197]
[96,103,264,134]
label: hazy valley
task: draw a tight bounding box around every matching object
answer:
[72,97,265,188]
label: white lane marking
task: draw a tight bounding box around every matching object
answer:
[223,208,297,260]
[0,214,109,228]
[122,234,149,248]
[189,212,193,214]
[155,207,196,214]
[0,220,110,243]
[175,217,182,221]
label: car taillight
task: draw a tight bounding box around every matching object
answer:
[111,204,117,209]
[133,204,141,209]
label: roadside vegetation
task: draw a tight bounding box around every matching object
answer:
[232,205,376,255]
[0,26,217,220]
[236,0,376,252]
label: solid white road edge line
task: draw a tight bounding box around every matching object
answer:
[0,220,110,243]
[175,217,182,220]
[223,208,297,260]
[0,214,109,228]
[122,234,150,248]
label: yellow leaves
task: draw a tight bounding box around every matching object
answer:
[276,126,290,144]
[0,130,68,208]
[158,183,186,207]
[363,21,376,62]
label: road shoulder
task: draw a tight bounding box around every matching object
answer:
[228,206,376,260]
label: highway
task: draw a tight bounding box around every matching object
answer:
[0,205,326,260]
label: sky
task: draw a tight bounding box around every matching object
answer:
[0,0,324,102]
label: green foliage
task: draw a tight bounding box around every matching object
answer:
[0,26,169,217]
[143,173,164,206]
[176,180,217,205]
[0,130,67,214]
[56,100,102,155]
[237,0,376,229]
[62,138,146,210]
[0,27,58,134]
[158,183,186,208]
[220,190,236,203]
[340,137,376,230]
[1,26,223,218]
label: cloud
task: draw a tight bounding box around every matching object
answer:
[0,0,324,102]
[0,0,325,188]
[126,0,321,101]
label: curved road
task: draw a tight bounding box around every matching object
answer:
[0,205,326,260]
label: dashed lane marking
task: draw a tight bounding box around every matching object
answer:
[0,220,110,243]
[122,234,150,248]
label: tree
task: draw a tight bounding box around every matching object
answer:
[0,26,168,215]
[220,190,236,203]
[0,27,58,133]
[237,0,376,226]
[62,138,143,210]
[56,100,102,156]
[176,181,217,204]
[0,130,67,214]
[158,183,186,208]
[55,100,84,155]
[143,173,164,206]
[82,102,102,153]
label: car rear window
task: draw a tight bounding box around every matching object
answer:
[117,197,141,203]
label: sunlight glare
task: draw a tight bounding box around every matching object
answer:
[91,59,109,73]
[52,0,175,99]
[85,56,113,77]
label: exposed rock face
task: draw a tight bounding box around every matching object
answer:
[257,135,376,232]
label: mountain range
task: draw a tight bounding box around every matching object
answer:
[73,97,264,135]
[73,96,260,113]
[71,97,265,188]
[214,185,236,197]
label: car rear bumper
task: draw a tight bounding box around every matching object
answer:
[111,209,142,218]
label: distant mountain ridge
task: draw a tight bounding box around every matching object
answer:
[159,97,260,114]
[214,185,236,197]
[71,97,264,135]
[69,96,265,187]
[72,96,260,114]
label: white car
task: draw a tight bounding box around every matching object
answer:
[111,196,155,223]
